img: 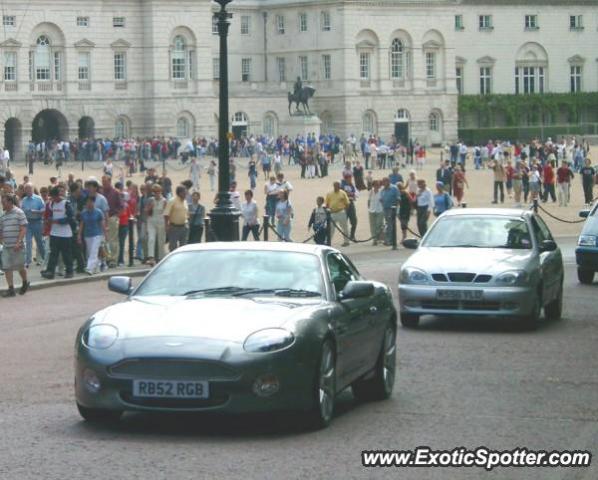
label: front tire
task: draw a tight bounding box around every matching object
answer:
[521,296,541,330]
[578,268,595,285]
[545,282,563,322]
[352,324,396,402]
[77,403,122,423]
[400,313,419,328]
[306,340,336,429]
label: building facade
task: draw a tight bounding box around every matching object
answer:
[0,0,596,159]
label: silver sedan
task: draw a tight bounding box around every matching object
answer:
[398,208,564,329]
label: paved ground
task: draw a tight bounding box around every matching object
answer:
[1,238,596,480]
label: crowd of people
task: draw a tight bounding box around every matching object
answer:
[1,131,596,297]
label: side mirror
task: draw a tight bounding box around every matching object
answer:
[108,276,133,295]
[579,210,589,219]
[403,238,419,250]
[539,240,557,253]
[340,281,375,300]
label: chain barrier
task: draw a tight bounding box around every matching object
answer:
[267,222,290,242]
[536,203,586,224]
[406,225,422,239]
[329,218,385,244]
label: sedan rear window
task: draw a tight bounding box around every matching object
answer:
[135,250,325,297]
[422,216,532,249]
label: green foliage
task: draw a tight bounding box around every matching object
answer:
[458,93,598,127]
[458,125,595,145]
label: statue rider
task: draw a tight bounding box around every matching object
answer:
[293,76,302,97]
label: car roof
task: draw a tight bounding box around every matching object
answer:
[175,241,336,255]
[441,208,532,219]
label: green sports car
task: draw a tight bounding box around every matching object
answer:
[75,242,397,428]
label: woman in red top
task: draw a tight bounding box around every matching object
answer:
[451,164,469,206]
[505,160,515,199]
[116,183,132,266]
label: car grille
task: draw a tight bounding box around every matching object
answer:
[108,359,240,380]
[420,300,502,311]
[431,273,493,283]
[119,392,229,409]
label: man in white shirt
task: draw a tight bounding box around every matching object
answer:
[367,180,384,246]
[415,179,434,237]
[41,186,74,279]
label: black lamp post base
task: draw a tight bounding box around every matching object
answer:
[208,205,240,241]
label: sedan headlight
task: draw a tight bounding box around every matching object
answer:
[578,235,597,247]
[244,328,295,353]
[83,324,119,349]
[495,270,529,286]
[400,267,429,285]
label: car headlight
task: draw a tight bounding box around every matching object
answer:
[495,270,529,286]
[400,267,429,285]
[83,324,119,349]
[578,235,597,247]
[243,328,295,353]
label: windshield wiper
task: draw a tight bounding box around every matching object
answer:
[232,288,322,298]
[439,244,484,248]
[183,286,253,297]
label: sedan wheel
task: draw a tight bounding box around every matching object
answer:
[307,340,336,429]
[545,283,563,322]
[578,268,595,285]
[521,297,541,330]
[400,313,419,328]
[352,324,396,402]
[77,403,122,423]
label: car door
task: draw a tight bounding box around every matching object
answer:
[531,216,562,304]
[326,252,373,385]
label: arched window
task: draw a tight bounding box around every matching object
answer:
[362,111,376,136]
[429,112,440,131]
[390,39,404,79]
[263,114,277,138]
[115,118,129,138]
[171,36,187,80]
[177,117,190,138]
[35,35,51,80]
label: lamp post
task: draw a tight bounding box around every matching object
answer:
[208,0,240,241]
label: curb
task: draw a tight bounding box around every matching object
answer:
[28,268,151,291]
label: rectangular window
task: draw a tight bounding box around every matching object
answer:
[276,57,286,82]
[570,15,583,30]
[276,15,285,34]
[299,55,308,80]
[212,57,219,79]
[113,17,125,28]
[359,52,370,80]
[78,52,90,81]
[53,52,61,81]
[76,16,89,27]
[241,57,251,82]
[240,15,250,35]
[425,52,436,79]
[480,67,492,95]
[321,11,331,31]
[28,51,33,81]
[515,67,520,94]
[299,12,307,32]
[456,66,463,94]
[525,15,538,29]
[4,52,16,81]
[188,50,195,79]
[114,53,126,80]
[479,15,493,30]
[454,15,464,30]
[570,65,581,92]
[518,66,545,94]
[212,15,219,34]
[538,67,545,93]
[322,54,331,80]
[3,15,16,27]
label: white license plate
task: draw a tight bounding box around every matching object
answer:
[132,380,209,399]
[436,289,484,301]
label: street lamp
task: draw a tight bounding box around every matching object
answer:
[208,0,240,241]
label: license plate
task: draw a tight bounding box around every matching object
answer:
[132,380,209,399]
[436,289,484,301]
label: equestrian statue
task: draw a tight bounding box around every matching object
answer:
[288,77,316,116]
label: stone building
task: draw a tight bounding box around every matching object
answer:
[0,0,596,159]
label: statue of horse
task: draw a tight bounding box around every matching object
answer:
[288,86,316,116]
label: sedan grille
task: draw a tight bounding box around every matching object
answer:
[432,274,448,282]
[474,274,492,283]
[108,359,240,380]
[119,392,229,409]
[421,300,502,311]
[447,273,476,283]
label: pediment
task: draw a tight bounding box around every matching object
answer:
[477,55,496,65]
[74,38,95,48]
[111,39,131,49]
[455,56,467,65]
[0,38,22,48]
[568,54,585,64]
[422,40,441,50]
